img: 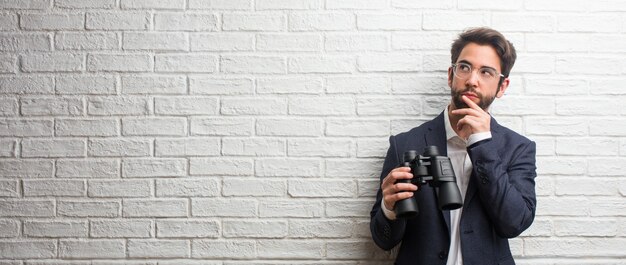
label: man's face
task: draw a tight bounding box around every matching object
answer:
[448,42,509,111]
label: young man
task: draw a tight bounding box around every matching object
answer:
[370,27,537,265]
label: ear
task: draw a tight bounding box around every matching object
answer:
[447,67,453,87]
[496,77,509,98]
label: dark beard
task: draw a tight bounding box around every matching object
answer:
[451,87,495,110]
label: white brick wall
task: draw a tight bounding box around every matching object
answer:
[0,0,624,264]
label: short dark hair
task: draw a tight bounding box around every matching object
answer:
[451,27,517,78]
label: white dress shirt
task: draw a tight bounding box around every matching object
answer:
[382,106,492,265]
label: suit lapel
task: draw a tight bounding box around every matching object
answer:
[423,113,451,232]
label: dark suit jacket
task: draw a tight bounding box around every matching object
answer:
[370,112,537,265]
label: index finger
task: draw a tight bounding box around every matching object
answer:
[461,95,481,110]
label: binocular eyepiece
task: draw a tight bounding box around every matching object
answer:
[394,146,463,219]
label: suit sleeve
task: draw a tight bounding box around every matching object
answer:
[467,138,537,238]
[370,135,407,250]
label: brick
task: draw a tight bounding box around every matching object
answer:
[525,238,626,257]
[59,239,125,259]
[325,33,388,52]
[326,119,389,137]
[123,199,188,217]
[155,54,216,73]
[90,220,152,238]
[121,0,185,9]
[391,0,454,8]
[0,219,19,237]
[287,138,352,157]
[524,0,589,11]
[587,158,626,177]
[223,178,285,196]
[556,56,623,75]
[257,77,322,94]
[221,97,287,115]
[327,0,386,9]
[256,0,321,10]
[526,33,590,53]
[288,179,354,197]
[556,178,619,196]
[58,200,120,217]
[155,13,217,31]
[289,96,354,115]
[0,54,17,73]
[536,197,590,217]
[0,159,53,178]
[391,32,452,51]
[122,158,187,178]
[558,15,622,33]
[56,32,118,50]
[223,220,287,238]
[289,13,355,31]
[591,35,626,53]
[556,137,619,156]
[55,118,119,137]
[357,179,379,197]
[326,200,372,217]
[87,12,150,30]
[156,178,220,197]
[0,98,18,116]
[155,97,217,115]
[24,220,87,237]
[155,138,219,157]
[259,200,323,217]
[327,241,384,259]
[223,13,284,31]
[191,117,254,136]
[192,198,257,217]
[590,119,626,136]
[255,158,321,177]
[289,219,352,238]
[526,118,587,136]
[257,240,323,259]
[123,32,188,51]
[190,158,253,176]
[357,13,421,30]
[0,240,56,259]
[128,239,189,258]
[536,157,586,175]
[0,13,18,30]
[21,139,84,158]
[358,54,421,72]
[221,55,285,74]
[188,0,252,9]
[88,179,152,198]
[20,13,84,30]
[0,199,54,217]
[325,158,381,178]
[288,55,353,73]
[0,139,16,157]
[0,180,19,197]
[122,118,187,136]
[257,33,321,51]
[491,97,554,116]
[492,13,554,32]
[21,97,83,116]
[357,139,389,158]
[357,97,421,116]
[590,198,626,217]
[0,33,50,51]
[192,240,255,259]
[190,77,254,95]
[56,159,120,178]
[55,0,116,9]
[87,53,152,72]
[157,219,219,238]
[423,12,489,30]
[122,75,186,95]
[256,118,322,136]
[56,75,116,95]
[23,179,85,197]
[525,76,587,95]
[190,33,253,51]
[0,76,54,94]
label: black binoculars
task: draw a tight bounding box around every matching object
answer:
[394,146,463,219]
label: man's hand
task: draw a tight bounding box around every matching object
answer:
[450,95,491,134]
[381,167,417,211]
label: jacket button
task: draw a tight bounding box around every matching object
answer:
[438,251,447,259]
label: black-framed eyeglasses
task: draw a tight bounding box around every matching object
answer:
[452,62,504,83]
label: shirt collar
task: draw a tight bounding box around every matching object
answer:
[444,105,458,141]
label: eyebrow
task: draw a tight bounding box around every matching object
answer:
[458,60,498,71]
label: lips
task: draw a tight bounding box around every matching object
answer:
[462,93,478,99]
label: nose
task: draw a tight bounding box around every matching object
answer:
[464,69,479,87]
